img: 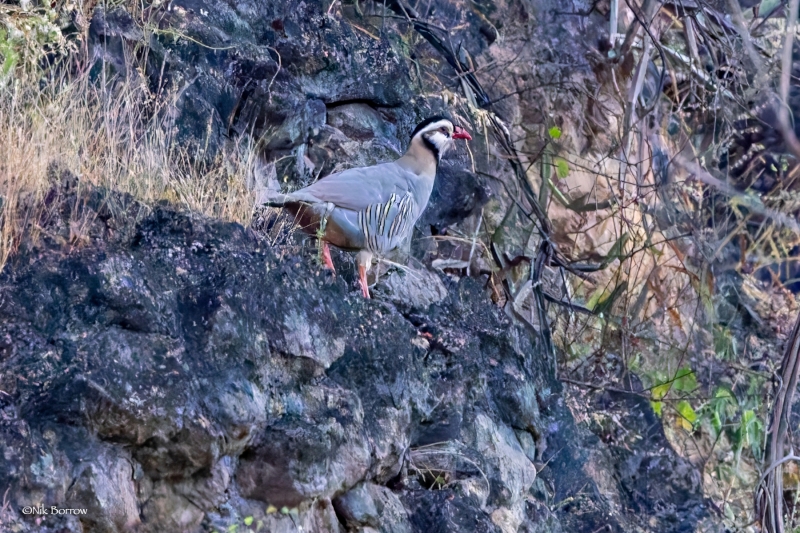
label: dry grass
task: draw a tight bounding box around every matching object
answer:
[0,58,258,271]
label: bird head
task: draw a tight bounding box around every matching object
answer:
[411,116,472,160]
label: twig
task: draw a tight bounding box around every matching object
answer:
[683,16,701,67]
[656,44,736,99]
[609,0,619,48]
[265,46,282,105]
[673,156,800,234]
[757,310,800,533]
[467,208,483,277]
[618,0,659,60]
[726,0,769,85]
[618,37,652,195]
[409,441,491,493]
[778,0,800,161]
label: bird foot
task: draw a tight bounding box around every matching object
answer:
[320,241,336,276]
[358,264,371,299]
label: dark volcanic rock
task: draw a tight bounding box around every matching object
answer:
[0,183,709,532]
[89,0,418,164]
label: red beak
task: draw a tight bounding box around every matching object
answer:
[452,125,472,141]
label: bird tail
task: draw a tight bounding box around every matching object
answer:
[260,191,322,209]
[260,193,293,207]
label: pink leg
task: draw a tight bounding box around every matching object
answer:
[358,263,371,299]
[321,241,336,276]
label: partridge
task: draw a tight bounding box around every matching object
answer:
[264,116,472,298]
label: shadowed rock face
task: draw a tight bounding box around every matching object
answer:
[0,183,707,532]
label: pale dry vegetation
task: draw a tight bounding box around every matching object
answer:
[0,4,256,271]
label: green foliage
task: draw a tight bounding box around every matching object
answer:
[216,513,264,533]
[650,381,670,417]
[0,27,20,79]
[676,400,697,428]
[650,367,697,419]
[735,409,763,459]
[708,387,735,435]
[646,366,764,445]
[554,157,569,179]
[548,126,561,139]
[672,367,698,392]
[713,326,737,360]
[0,3,72,84]
[701,381,765,460]
[585,286,608,315]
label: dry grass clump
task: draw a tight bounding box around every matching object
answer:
[0,2,258,271]
[0,65,257,270]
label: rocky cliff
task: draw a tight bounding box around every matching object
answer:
[0,178,708,532]
[0,0,717,531]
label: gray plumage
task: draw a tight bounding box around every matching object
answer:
[264,116,472,298]
[266,161,431,254]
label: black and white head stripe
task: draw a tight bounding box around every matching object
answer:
[413,117,455,159]
[410,116,471,161]
[411,115,454,138]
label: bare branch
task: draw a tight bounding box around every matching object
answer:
[778,0,800,161]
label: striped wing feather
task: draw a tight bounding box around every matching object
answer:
[358,192,415,254]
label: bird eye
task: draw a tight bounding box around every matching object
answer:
[440,127,450,137]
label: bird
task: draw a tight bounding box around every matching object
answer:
[263,115,472,298]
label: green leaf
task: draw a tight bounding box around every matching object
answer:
[244,517,254,526]
[711,411,722,434]
[712,386,734,404]
[554,157,569,179]
[650,377,670,419]
[652,382,671,401]
[586,287,608,312]
[713,326,737,360]
[673,367,697,392]
[548,126,562,139]
[741,409,764,457]
[709,386,734,434]
[651,400,663,417]
[676,400,697,425]
[601,233,629,267]
[593,282,627,315]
